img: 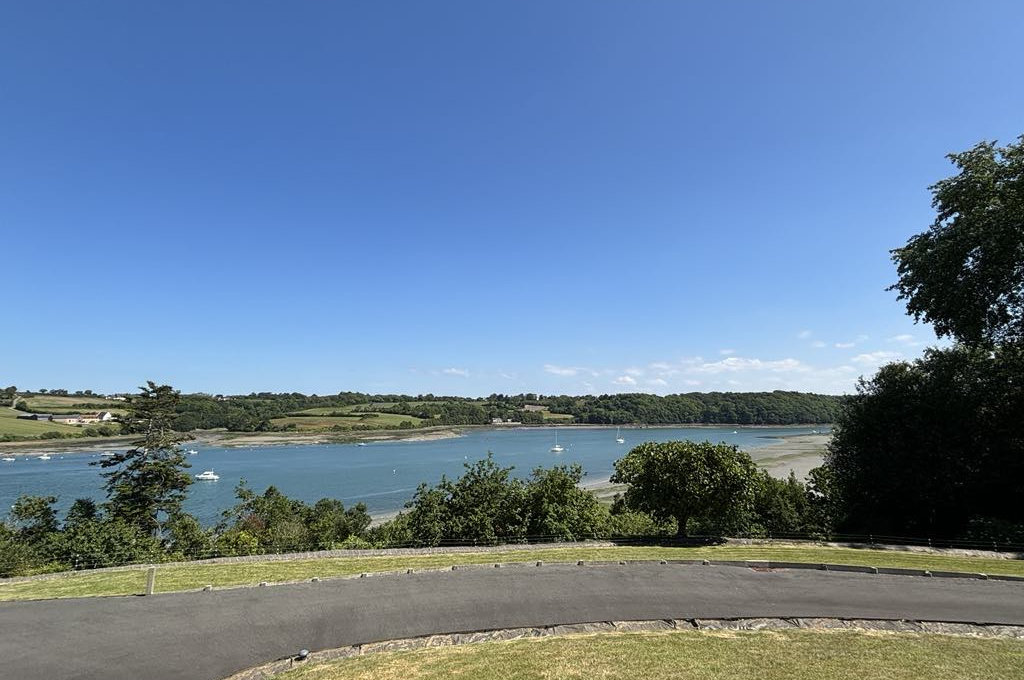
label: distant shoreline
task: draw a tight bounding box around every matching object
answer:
[0,423,831,457]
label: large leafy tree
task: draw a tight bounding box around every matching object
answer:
[217,481,371,554]
[611,441,759,537]
[823,136,1024,541]
[404,454,528,545]
[400,455,613,546]
[95,382,193,536]
[522,463,607,540]
[890,136,1024,346]
[10,495,59,543]
[825,344,1024,539]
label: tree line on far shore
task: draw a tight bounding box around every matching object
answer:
[7,388,843,439]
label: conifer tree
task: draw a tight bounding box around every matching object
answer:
[95,381,192,536]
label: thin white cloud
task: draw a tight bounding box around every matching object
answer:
[797,330,813,340]
[625,353,868,393]
[887,334,922,347]
[850,351,903,365]
[835,334,868,349]
[442,367,469,377]
[692,357,809,374]
[719,348,736,356]
[544,343,896,395]
[543,364,581,377]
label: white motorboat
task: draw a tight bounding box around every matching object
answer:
[615,426,625,444]
[195,470,220,481]
[186,449,198,455]
[550,431,564,453]
[1,456,14,462]
[37,454,51,461]
[356,442,367,447]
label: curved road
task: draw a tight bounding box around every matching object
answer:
[1,563,1022,680]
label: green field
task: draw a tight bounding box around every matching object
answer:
[19,394,125,414]
[275,629,1024,680]
[272,412,425,431]
[289,407,369,415]
[286,402,575,427]
[2,544,1022,602]
[0,407,82,438]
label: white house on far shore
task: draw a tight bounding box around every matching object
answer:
[18,411,115,425]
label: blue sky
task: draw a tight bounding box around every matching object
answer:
[2,1,1021,396]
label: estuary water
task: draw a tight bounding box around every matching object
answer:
[0,426,826,525]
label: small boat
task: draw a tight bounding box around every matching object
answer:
[37,454,51,461]
[186,449,198,455]
[195,470,220,481]
[1,456,14,462]
[615,426,625,444]
[356,442,367,447]
[550,431,564,453]
[100,451,116,457]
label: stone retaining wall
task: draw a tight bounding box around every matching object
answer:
[2,537,1019,585]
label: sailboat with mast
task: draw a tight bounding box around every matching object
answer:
[615,426,625,444]
[550,430,564,453]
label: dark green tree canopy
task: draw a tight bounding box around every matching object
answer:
[10,495,59,541]
[611,440,759,536]
[216,481,371,554]
[398,454,614,546]
[891,137,1024,346]
[825,344,1024,538]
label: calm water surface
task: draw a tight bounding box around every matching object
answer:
[0,426,827,525]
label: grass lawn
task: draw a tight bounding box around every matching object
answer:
[274,629,1024,680]
[2,544,1021,602]
[289,407,353,415]
[20,395,125,413]
[541,410,575,422]
[0,407,82,438]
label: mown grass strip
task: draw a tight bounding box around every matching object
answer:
[1,544,1021,602]
[275,629,1024,680]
